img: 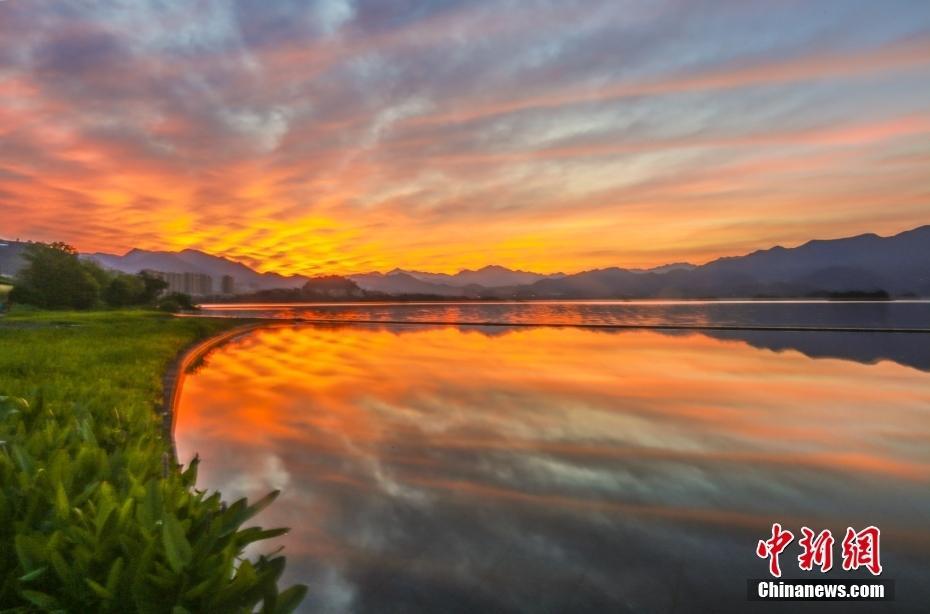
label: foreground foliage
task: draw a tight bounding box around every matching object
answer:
[0,311,305,611]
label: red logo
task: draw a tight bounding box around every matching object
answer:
[841,526,882,576]
[798,527,834,572]
[757,524,881,577]
[756,523,794,577]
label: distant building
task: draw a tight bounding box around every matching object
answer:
[220,275,235,295]
[145,270,213,296]
[0,239,30,278]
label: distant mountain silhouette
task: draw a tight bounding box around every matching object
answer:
[347,271,484,297]
[348,266,561,295]
[389,265,563,288]
[629,262,696,275]
[5,225,928,298]
[83,248,308,292]
[516,226,930,299]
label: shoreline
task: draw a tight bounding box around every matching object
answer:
[161,319,318,462]
[161,322,270,462]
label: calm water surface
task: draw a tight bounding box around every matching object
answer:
[175,305,930,613]
[199,299,930,329]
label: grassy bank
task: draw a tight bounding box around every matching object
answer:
[0,310,305,612]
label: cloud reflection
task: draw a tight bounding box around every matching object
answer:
[175,324,930,612]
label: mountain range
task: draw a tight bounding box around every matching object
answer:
[348,266,566,297]
[84,248,309,292]
[517,225,930,299]
[2,225,928,298]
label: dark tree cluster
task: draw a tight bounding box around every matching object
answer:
[7,242,188,310]
[300,275,364,297]
[226,275,367,303]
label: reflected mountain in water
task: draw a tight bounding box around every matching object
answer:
[704,329,930,372]
[197,300,930,375]
[289,321,930,372]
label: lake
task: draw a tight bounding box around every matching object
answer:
[175,302,930,613]
[198,299,930,330]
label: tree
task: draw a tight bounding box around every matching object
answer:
[301,275,363,298]
[138,271,169,303]
[81,258,112,290]
[103,274,146,307]
[9,242,100,309]
[157,292,197,312]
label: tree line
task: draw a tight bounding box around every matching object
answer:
[7,242,195,311]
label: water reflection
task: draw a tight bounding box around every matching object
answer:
[175,324,930,613]
[706,329,930,371]
[200,299,930,330]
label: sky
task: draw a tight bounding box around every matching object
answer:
[0,0,928,276]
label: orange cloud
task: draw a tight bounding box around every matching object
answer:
[1,2,929,274]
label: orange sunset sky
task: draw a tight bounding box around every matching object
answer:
[1,0,928,275]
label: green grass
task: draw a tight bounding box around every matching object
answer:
[0,310,230,419]
[0,310,305,612]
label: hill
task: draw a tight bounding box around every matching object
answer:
[348,271,484,297]
[517,226,930,298]
[84,248,309,293]
[6,224,929,299]
[386,265,562,288]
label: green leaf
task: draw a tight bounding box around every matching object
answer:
[105,557,125,598]
[138,479,162,529]
[212,559,257,607]
[274,584,309,614]
[236,527,290,547]
[78,417,97,445]
[96,503,117,540]
[244,490,280,523]
[10,443,34,475]
[181,455,199,484]
[18,567,47,583]
[116,496,135,531]
[85,578,113,600]
[183,576,216,600]
[20,590,61,610]
[54,482,70,520]
[130,541,157,605]
[50,550,72,586]
[72,479,101,507]
[0,395,27,420]
[14,534,43,571]
[161,514,192,573]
